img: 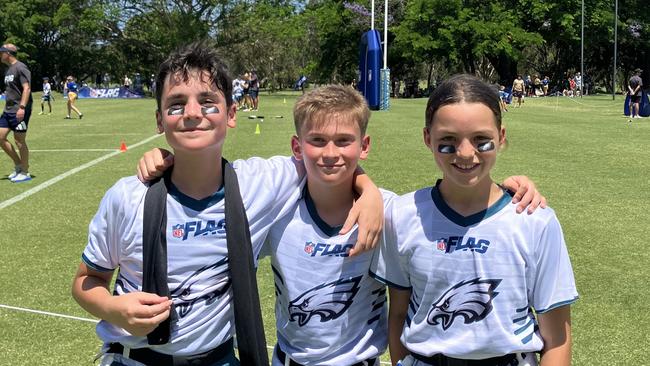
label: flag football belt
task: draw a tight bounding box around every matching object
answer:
[275,345,377,366]
[411,352,519,366]
[106,338,234,366]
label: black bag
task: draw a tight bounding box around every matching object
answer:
[142,162,269,365]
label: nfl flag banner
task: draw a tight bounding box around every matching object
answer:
[70,86,145,99]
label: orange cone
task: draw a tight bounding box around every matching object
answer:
[120,141,128,152]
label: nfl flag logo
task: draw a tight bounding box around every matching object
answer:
[172,224,184,238]
[304,242,315,254]
[435,238,447,252]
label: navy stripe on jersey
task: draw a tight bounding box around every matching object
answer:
[368,271,411,290]
[430,179,512,227]
[367,313,381,325]
[535,296,579,313]
[82,253,113,272]
[515,305,529,312]
[271,264,285,285]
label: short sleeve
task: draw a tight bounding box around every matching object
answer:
[19,65,31,86]
[369,200,411,289]
[81,182,124,272]
[531,215,579,313]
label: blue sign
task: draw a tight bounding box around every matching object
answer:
[72,86,144,99]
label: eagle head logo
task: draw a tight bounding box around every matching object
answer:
[427,277,501,330]
[288,276,362,326]
[170,257,231,317]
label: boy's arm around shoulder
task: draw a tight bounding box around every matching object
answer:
[341,168,384,256]
[501,175,547,214]
[137,148,174,182]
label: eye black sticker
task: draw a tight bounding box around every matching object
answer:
[168,106,184,116]
[438,145,456,154]
[202,106,219,115]
[166,106,220,116]
[477,141,495,152]
[437,141,495,154]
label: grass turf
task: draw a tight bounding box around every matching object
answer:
[0,92,647,365]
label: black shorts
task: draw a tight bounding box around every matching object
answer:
[42,95,51,102]
[513,90,523,98]
[249,89,259,98]
[631,95,641,103]
[0,110,32,132]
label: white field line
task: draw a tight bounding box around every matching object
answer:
[0,134,162,211]
[0,303,391,364]
[0,303,98,323]
[31,149,117,152]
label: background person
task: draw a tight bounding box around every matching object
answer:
[511,75,525,107]
[40,77,52,115]
[249,70,260,111]
[0,43,33,183]
[628,68,643,118]
[65,76,83,119]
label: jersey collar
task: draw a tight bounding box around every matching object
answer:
[430,179,512,227]
[167,158,227,211]
[303,185,343,237]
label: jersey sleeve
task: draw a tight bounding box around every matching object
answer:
[530,213,579,313]
[369,200,411,289]
[81,180,128,272]
[235,155,305,220]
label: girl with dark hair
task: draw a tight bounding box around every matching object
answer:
[371,74,577,366]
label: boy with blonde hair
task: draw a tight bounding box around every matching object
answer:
[260,84,394,366]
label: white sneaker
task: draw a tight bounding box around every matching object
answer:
[11,172,32,183]
[635,115,642,118]
[8,167,21,179]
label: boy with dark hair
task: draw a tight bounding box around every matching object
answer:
[72,42,383,366]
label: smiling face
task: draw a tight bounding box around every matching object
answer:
[156,70,236,154]
[424,102,505,189]
[292,113,370,188]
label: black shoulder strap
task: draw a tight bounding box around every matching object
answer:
[141,163,269,363]
[224,162,269,365]
[142,169,173,345]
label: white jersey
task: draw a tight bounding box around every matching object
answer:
[82,156,305,356]
[370,183,578,360]
[43,83,51,96]
[261,188,395,365]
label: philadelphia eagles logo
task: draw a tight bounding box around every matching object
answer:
[288,276,362,326]
[427,278,501,330]
[170,257,231,317]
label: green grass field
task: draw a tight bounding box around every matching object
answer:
[0,92,648,365]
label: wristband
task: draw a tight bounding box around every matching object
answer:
[18,105,26,109]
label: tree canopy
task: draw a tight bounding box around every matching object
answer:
[1,0,648,92]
